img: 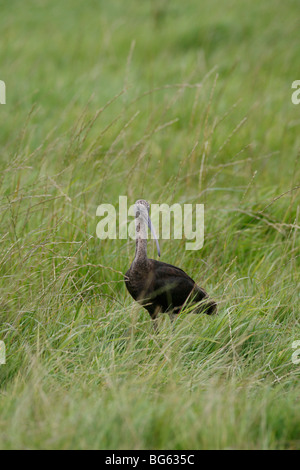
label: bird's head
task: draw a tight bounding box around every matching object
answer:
[135,199,150,217]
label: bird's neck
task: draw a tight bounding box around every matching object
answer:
[133,218,148,265]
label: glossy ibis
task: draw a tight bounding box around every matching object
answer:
[125,200,217,331]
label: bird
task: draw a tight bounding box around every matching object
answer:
[125,199,217,332]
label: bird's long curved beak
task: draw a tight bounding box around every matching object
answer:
[148,216,161,257]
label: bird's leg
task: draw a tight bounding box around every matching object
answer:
[151,307,161,334]
[168,311,179,332]
[168,312,177,323]
[152,317,159,334]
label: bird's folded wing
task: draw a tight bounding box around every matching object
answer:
[151,260,208,302]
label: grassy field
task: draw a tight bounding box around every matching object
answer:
[0,0,299,450]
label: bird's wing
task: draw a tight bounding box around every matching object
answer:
[150,260,208,307]
[151,260,195,282]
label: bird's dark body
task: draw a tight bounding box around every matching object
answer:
[125,258,216,319]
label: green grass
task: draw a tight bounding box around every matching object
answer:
[0,0,299,450]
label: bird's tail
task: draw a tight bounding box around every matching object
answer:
[192,287,217,315]
[195,298,217,315]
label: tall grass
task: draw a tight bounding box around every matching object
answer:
[0,0,299,449]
